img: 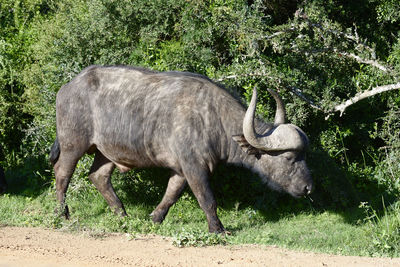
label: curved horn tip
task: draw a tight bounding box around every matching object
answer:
[242,86,264,149]
[250,86,258,103]
[267,88,286,125]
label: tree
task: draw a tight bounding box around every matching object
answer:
[1,0,400,206]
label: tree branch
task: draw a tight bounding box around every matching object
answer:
[286,86,323,111]
[295,10,376,57]
[264,27,296,39]
[216,73,324,111]
[218,71,400,118]
[215,72,265,82]
[265,10,393,73]
[330,82,400,118]
[335,50,391,73]
[291,47,392,73]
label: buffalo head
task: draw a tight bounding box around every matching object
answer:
[234,87,313,198]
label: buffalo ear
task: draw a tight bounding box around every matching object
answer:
[232,135,263,157]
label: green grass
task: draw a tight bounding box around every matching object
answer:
[0,163,399,257]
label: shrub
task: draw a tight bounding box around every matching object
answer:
[1,0,400,221]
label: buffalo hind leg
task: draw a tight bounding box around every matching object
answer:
[150,173,187,223]
[89,151,127,216]
[54,151,83,219]
[184,168,225,234]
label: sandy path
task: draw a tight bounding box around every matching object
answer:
[0,226,399,267]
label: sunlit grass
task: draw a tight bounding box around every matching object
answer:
[0,163,399,257]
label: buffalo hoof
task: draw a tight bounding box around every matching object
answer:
[216,229,232,235]
[149,210,166,224]
[209,227,230,235]
[55,205,70,219]
[111,207,127,217]
[208,220,228,234]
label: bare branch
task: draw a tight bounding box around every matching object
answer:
[335,50,391,72]
[290,47,392,72]
[218,71,400,118]
[264,16,392,73]
[295,11,376,56]
[217,73,324,111]
[330,82,400,118]
[215,72,265,82]
[264,27,296,39]
[304,17,397,73]
[310,22,370,49]
[265,31,286,40]
[286,86,323,111]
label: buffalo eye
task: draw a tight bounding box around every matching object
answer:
[282,151,296,162]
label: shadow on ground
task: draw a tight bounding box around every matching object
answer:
[2,147,397,229]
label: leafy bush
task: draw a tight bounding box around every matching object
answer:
[0,0,42,164]
[1,0,400,252]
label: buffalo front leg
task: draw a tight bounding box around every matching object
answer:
[185,168,225,233]
[89,151,127,216]
[150,173,187,223]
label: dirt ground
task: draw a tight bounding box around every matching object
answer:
[0,226,399,267]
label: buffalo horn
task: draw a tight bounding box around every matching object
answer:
[243,87,304,151]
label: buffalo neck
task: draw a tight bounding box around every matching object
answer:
[224,114,271,168]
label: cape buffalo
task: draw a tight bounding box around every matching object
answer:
[50,65,312,233]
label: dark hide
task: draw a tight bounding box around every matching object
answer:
[50,65,312,233]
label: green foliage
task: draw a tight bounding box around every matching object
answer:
[376,0,400,23]
[360,200,400,257]
[371,103,400,196]
[0,0,43,163]
[172,229,227,247]
[1,0,400,256]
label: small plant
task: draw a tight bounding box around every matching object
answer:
[359,200,400,257]
[172,229,228,247]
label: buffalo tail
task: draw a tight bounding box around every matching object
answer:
[49,137,60,166]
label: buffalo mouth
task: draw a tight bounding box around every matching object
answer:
[288,184,313,198]
[263,175,312,198]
